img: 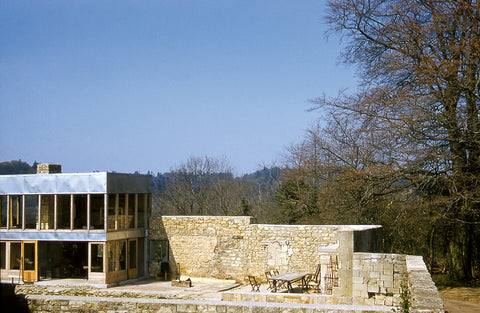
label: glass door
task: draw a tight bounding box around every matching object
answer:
[127,239,137,279]
[22,241,37,282]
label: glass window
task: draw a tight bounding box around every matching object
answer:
[24,243,35,271]
[25,195,38,229]
[73,194,87,229]
[0,196,6,228]
[107,194,116,231]
[150,240,169,261]
[10,242,21,270]
[91,244,104,272]
[138,194,145,228]
[57,195,71,229]
[117,194,126,230]
[40,195,54,230]
[90,194,105,230]
[128,194,135,229]
[119,241,126,270]
[129,240,137,269]
[108,242,116,272]
[9,195,23,229]
[0,242,5,269]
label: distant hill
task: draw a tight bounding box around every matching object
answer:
[151,166,283,194]
[0,160,37,175]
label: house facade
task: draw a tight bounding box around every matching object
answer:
[0,164,151,286]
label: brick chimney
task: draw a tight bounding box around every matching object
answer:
[37,163,62,174]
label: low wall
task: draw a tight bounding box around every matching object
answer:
[25,295,396,312]
[406,255,444,313]
[222,291,373,306]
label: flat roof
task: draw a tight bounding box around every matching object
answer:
[0,172,151,195]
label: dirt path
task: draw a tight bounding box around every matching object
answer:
[439,287,480,313]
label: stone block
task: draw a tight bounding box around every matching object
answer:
[370,271,380,278]
[375,298,385,305]
[353,276,364,284]
[176,303,197,312]
[367,284,380,293]
[197,304,218,312]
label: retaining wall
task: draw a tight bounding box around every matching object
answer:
[25,295,396,312]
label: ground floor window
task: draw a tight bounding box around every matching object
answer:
[119,241,126,270]
[91,243,104,272]
[108,242,116,273]
[10,242,21,270]
[0,242,5,269]
[129,240,137,269]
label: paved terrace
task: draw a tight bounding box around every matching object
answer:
[14,278,396,312]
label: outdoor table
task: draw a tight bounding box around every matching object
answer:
[271,272,308,293]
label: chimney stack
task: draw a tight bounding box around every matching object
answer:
[37,163,62,174]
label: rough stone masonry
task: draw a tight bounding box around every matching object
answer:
[148,215,444,311]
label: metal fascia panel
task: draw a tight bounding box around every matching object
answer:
[89,173,107,193]
[0,175,24,194]
[25,175,56,194]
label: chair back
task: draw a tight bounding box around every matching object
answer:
[248,275,261,292]
[313,264,321,282]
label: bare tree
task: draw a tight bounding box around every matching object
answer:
[319,0,480,280]
[157,156,267,218]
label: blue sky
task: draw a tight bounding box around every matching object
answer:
[0,0,356,175]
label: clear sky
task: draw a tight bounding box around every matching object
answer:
[0,0,356,175]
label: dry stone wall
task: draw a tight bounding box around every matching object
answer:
[149,216,348,282]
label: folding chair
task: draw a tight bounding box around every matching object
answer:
[304,264,322,292]
[248,275,261,292]
[265,271,276,291]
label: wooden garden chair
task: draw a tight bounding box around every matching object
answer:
[303,264,322,293]
[248,275,261,292]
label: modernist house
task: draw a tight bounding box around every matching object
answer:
[0,164,151,286]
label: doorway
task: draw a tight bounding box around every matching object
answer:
[22,241,37,282]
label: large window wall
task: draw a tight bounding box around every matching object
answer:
[0,193,150,231]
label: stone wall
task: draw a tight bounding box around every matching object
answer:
[26,295,397,312]
[352,253,405,306]
[148,216,444,312]
[149,216,362,282]
[406,255,444,313]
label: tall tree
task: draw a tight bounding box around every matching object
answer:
[322,0,480,280]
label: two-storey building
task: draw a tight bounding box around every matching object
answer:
[0,164,151,286]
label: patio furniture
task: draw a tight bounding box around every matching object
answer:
[271,272,308,293]
[303,264,321,293]
[265,271,276,291]
[266,269,286,290]
[248,275,261,292]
